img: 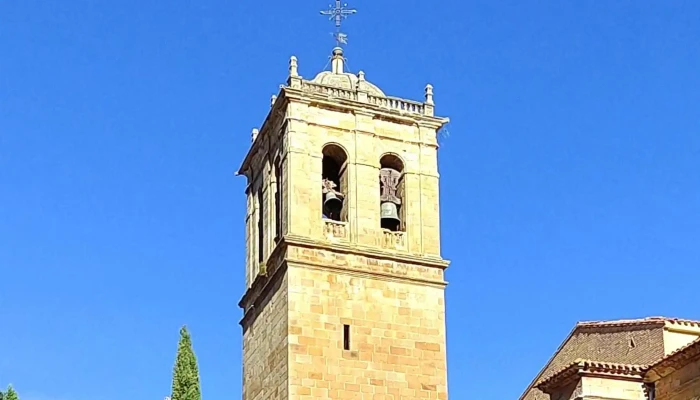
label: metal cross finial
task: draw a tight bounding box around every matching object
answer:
[320,1,357,47]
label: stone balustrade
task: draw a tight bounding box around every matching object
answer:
[299,81,429,116]
[302,82,358,101]
[382,229,406,250]
[324,219,348,240]
[368,95,425,115]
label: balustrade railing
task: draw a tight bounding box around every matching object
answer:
[302,82,358,101]
[382,229,406,250]
[368,95,425,115]
[298,81,427,115]
[324,219,348,240]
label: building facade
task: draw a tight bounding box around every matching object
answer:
[523,317,700,400]
[236,47,450,400]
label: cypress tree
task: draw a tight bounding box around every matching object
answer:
[171,326,201,400]
[4,386,19,400]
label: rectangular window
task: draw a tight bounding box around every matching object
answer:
[257,188,264,263]
[343,324,351,350]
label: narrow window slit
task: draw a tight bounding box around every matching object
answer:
[343,324,351,350]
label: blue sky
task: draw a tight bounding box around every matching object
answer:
[1,1,699,399]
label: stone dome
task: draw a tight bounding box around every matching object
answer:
[309,47,386,97]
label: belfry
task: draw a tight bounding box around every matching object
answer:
[236,4,451,399]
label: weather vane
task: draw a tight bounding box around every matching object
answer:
[320,1,357,47]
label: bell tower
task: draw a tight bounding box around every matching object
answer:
[237,8,450,398]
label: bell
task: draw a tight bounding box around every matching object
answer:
[381,202,401,230]
[324,191,343,220]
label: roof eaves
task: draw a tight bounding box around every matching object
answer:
[646,338,700,380]
[536,360,648,393]
[575,317,700,330]
[518,323,579,400]
[664,318,700,329]
[576,317,667,329]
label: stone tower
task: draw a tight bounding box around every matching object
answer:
[237,46,451,400]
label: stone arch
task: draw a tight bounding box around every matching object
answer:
[322,143,349,221]
[379,153,406,232]
[379,152,405,173]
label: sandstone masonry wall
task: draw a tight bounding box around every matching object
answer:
[242,273,289,400]
[581,376,646,400]
[654,357,700,400]
[287,260,447,400]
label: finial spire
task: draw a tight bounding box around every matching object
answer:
[289,56,299,77]
[425,84,434,105]
[320,1,357,47]
[331,47,345,74]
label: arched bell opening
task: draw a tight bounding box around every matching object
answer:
[322,144,349,222]
[379,154,405,232]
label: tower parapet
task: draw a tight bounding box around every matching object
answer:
[286,47,444,118]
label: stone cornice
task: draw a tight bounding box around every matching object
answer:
[286,259,447,289]
[283,87,449,129]
[237,88,288,177]
[236,82,449,175]
[283,234,450,270]
[238,236,290,326]
[237,85,448,177]
[237,234,449,329]
[301,119,440,149]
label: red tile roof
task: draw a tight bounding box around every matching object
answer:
[576,317,700,329]
[536,359,648,393]
[520,316,700,400]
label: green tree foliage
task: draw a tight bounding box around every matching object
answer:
[171,326,201,400]
[4,385,19,400]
